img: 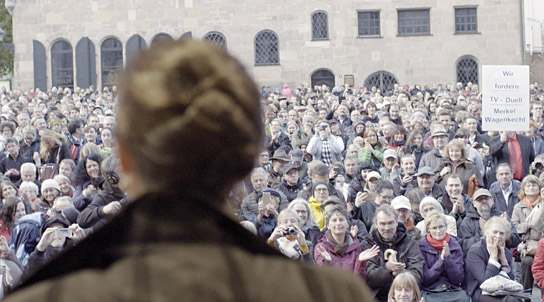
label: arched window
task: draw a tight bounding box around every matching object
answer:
[255,30,279,66]
[311,11,329,40]
[364,71,398,94]
[151,33,174,45]
[126,34,147,66]
[75,37,96,89]
[311,69,335,91]
[203,31,227,50]
[100,38,123,89]
[51,40,74,89]
[456,56,479,86]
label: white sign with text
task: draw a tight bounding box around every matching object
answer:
[482,65,529,131]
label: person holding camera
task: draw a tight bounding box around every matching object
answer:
[307,120,344,167]
[314,205,379,279]
[255,189,281,238]
[267,209,311,261]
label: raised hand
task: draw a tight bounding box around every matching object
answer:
[359,245,380,262]
[317,245,332,262]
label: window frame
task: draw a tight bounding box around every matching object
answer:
[397,8,431,37]
[100,37,123,89]
[357,10,381,38]
[50,39,74,89]
[254,30,280,66]
[311,10,329,41]
[454,7,478,34]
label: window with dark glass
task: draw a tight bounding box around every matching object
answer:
[100,38,123,89]
[51,40,74,89]
[457,56,479,85]
[358,11,380,36]
[255,30,279,66]
[455,8,477,33]
[311,11,329,40]
[398,9,430,36]
[203,31,227,49]
[364,71,398,94]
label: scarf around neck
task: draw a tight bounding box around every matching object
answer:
[326,229,349,256]
[426,233,451,253]
[523,195,541,210]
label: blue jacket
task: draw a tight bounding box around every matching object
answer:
[464,239,514,302]
[419,235,464,291]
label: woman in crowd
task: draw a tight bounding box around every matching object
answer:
[314,205,379,279]
[387,272,421,302]
[267,209,311,261]
[402,130,427,169]
[308,181,330,230]
[358,128,384,169]
[511,174,543,290]
[79,143,103,159]
[0,121,16,138]
[419,212,469,301]
[34,179,61,213]
[72,154,102,211]
[0,181,19,203]
[287,198,322,247]
[19,127,39,159]
[465,217,517,302]
[387,125,407,154]
[0,197,29,241]
[59,159,76,183]
[415,197,457,237]
[436,139,483,197]
[99,127,114,157]
[34,129,71,166]
[54,174,74,197]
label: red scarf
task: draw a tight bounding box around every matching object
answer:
[426,233,451,252]
[507,134,523,180]
[523,195,541,210]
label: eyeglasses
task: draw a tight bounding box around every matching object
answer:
[455,135,468,139]
[295,210,308,215]
[429,225,447,232]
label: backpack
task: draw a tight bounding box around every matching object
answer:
[8,212,45,267]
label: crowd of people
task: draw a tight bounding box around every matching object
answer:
[230,80,544,301]
[0,46,541,301]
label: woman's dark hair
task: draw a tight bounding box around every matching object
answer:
[405,129,424,151]
[74,154,103,186]
[0,197,24,231]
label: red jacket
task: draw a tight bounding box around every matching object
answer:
[532,237,544,302]
[313,234,367,280]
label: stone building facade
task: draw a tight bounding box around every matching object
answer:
[11,0,524,91]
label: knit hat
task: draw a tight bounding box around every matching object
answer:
[41,179,60,195]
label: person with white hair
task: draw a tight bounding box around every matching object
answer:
[415,196,458,237]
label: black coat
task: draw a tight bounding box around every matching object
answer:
[77,181,125,230]
[489,134,535,180]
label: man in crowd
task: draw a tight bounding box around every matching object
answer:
[0,138,32,183]
[242,167,288,222]
[290,148,308,179]
[274,164,303,202]
[392,154,417,196]
[353,179,394,232]
[490,131,535,181]
[307,120,344,166]
[489,163,520,219]
[380,149,400,182]
[406,166,445,200]
[391,196,421,241]
[267,149,291,187]
[437,174,471,225]
[297,162,345,201]
[361,204,424,302]
[420,126,449,171]
[343,155,359,185]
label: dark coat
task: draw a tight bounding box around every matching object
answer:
[43,142,71,165]
[352,200,378,232]
[361,224,424,302]
[0,153,32,183]
[274,178,303,202]
[77,181,125,230]
[464,239,514,302]
[419,235,464,290]
[489,180,521,219]
[489,134,535,180]
[436,160,483,197]
[458,204,520,255]
[264,132,291,156]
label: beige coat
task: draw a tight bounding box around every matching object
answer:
[512,201,544,254]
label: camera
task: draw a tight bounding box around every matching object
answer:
[285,227,297,236]
[536,162,543,170]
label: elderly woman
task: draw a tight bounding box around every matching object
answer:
[314,205,379,279]
[415,197,458,237]
[267,209,311,261]
[419,212,469,301]
[511,174,543,290]
[387,272,421,302]
[436,139,483,197]
[19,181,40,209]
[465,217,517,302]
[287,198,322,247]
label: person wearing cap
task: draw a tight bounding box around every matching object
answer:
[290,148,308,179]
[379,149,400,183]
[307,120,344,167]
[264,119,291,157]
[33,179,61,214]
[490,130,535,181]
[420,125,449,172]
[25,215,86,277]
[405,166,446,201]
[267,149,291,187]
[274,164,303,202]
[353,179,394,232]
[459,188,520,255]
[391,196,421,241]
[418,211,467,300]
[291,114,314,150]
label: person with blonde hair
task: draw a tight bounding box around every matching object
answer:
[436,139,483,197]
[6,40,373,301]
[387,272,421,302]
[33,129,70,167]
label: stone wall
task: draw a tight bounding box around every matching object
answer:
[12,0,524,90]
